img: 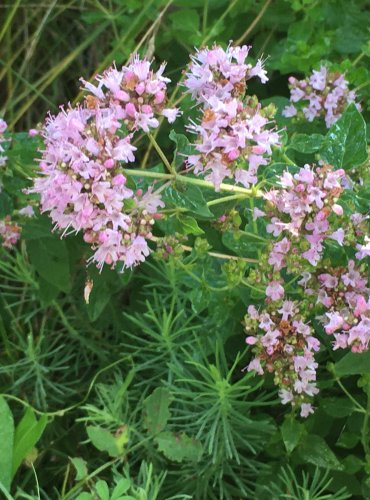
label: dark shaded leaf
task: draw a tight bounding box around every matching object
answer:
[298,434,343,470]
[320,104,367,169]
[288,133,325,153]
[281,417,303,454]
[27,237,71,292]
[335,351,370,377]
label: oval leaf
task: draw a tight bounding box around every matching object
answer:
[0,397,14,491]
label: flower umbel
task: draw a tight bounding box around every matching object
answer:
[184,44,279,190]
[283,66,361,127]
[245,302,319,417]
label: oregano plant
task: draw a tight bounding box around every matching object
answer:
[0,3,369,497]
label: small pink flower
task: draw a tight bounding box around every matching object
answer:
[266,281,284,301]
[325,311,344,334]
[329,228,345,246]
[247,305,260,320]
[356,237,370,260]
[300,403,314,418]
[247,358,264,375]
[253,207,265,220]
[354,296,368,317]
[246,336,258,345]
[332,203,343,216]
[162,108,181,123]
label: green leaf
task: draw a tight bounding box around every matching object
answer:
[189,286,210,314]
[222,230,265,258]
[111,479,131,500]
[342,454,364,474]
[70,457,88,480]
[38,276,60,305]
[12,408,47,477]
[0,192,13,218]
[336,431,359,449]
[143,387,172,435]
[320,103,367,169]
[321,397,355,417]
[85,266,132,321]
[169,130,195,170]
[155,431,203,462]
[86,426,120,457]
[177,214,204,236]
[169,9,201,43]
[27,236,71,292]
[22,215,54,240]
[95,480,110,500]
[115,425,129,455]
[287,133,325,153]
[86,281,112,322]
[162,184,213,218]
[298,434,343,470]
[335,351,370,377]
[280,417,303,454]
[0,397,14,491]
[76,493,93,500]
[169,9,199,32]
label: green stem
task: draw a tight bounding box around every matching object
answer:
[235,0,272,45]
[207,193,250,206]
[240,229,267,243]
[180,243,259,263]
[176,259,203,284]
[354,79,370,92]
[248,197,262,258]
[123,168,262,196]
[281,152,297,166]
[148,133,175,174]
[202,0,240,45]
[352,51,366,66]
[241,278,265,294]
[209,285,231,292]
[177,260,230,292]
[150,236,259,263]
[335,377,366,414]
[63,458,121,499]
[361,393,370,455]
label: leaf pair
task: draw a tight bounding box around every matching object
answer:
[0,399,47,493]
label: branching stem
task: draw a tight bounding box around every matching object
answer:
[123,168,262,196]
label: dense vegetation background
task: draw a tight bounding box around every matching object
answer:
[0,0,369,498]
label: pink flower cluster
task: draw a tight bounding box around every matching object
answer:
[299,262,370,352]
[0,118,9,167]
[262,163,346,268]
[244,161,369,415]
[184,44,279,190]
[81,55,180,132]
[283,66,361,127]
[0,216,21,248]
[31,104,164,271]
[184,44,268,103]
[245,302,319,417]
[30,54,182,270]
